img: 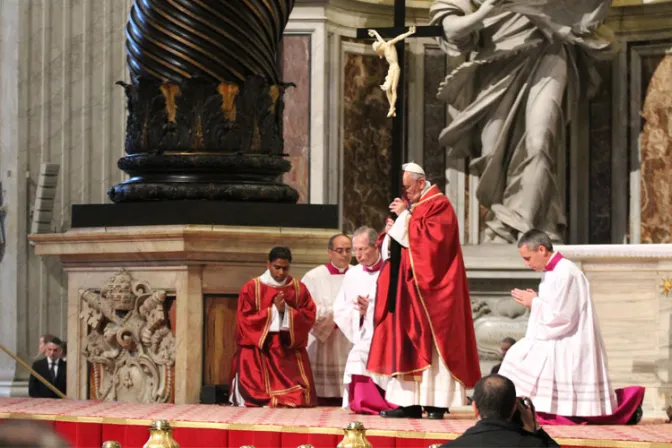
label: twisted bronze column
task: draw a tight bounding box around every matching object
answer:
[109,0,298,203]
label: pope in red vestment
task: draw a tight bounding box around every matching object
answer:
[368,163,481,419]
[229,247,318,407]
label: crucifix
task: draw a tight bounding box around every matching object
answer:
[355,2,443,200]
[356,4,443,309]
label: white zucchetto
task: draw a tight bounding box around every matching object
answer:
[401,162,425,176]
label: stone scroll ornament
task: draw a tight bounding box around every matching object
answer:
[80,269,175,403]
[108,0,298,203]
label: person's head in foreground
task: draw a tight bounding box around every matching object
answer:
[352,226,380,267]
[517,229,554,272]
[45,337,64,362]
[472,374,519,422]
[327,233,352,270]
[401,162,427,204]
[0,420,69,448]
[267,247,292,284]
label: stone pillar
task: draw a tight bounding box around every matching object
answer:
[0,0,29,397]
[174,266,204,404]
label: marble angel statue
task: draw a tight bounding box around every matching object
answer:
[368,26,417,117]
[429,0,615,243]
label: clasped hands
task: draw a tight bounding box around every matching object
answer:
[354,295,370,317]
[274,291,287,312]
[511,288,536,308]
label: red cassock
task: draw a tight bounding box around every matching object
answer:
[230,276,318,407]
[367,185,481,388]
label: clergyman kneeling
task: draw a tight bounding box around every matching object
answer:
[229,247,317,407]
[440,374,559,447]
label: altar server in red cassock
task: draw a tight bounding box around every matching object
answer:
[229,247,317,407]
[368,162,481,419]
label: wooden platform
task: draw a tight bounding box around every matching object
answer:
[1,397,671,447]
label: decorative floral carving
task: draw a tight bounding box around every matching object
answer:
[79,269,175,403]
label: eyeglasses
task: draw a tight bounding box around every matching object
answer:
[331,248,352,254]
[352,246,374,253]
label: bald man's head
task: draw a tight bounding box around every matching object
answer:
[472,374,517,421]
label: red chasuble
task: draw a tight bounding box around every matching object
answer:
[230,276,318,407]
[367,185,481,388]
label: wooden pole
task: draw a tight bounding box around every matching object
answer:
[0,343,67,399]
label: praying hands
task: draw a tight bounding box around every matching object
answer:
[274,291,286,312]
[511,288,536,308]
[355,295,370,317]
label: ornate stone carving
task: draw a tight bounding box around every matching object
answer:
[430,0,615,243]
[471,298,528,361]
[80,269,175,403]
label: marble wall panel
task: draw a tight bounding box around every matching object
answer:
[423,47,446,190]
[281,35,311,204]
[640,54,672,244]
[342,49,392,233]
[588,59,613,244]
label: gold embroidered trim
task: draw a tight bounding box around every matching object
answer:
[295,351,311,405]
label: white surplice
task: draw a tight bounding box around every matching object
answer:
[302,264,352,398]
[381,190,467,409]
[498,253,617,417]
[333,261,389,409]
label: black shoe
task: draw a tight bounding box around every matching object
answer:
[380,405,422,418]
[425,407,447,419]
[627,405,643,425]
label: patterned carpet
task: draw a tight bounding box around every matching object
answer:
[0,397,671,447]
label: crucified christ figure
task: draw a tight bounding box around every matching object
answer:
[368,26,416,118]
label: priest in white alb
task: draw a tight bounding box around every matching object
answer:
[499,229,645,425]
[302,234,353,403]
[333,226,395,414]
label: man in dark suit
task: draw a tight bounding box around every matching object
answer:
[441,374,559,447]
[28,337,66,398]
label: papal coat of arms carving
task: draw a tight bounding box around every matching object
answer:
[80,269,175,403]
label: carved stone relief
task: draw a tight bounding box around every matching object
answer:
[471,298,529,361]
[80,269,175,403]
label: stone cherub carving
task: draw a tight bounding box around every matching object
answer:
[80,269,175,403]
[429,0,615,243]
[368,26,416,118]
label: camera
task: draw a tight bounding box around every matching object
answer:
[511,397,536,428]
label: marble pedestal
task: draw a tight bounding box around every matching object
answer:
[29,225,335,405]
[463,244,672,418]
